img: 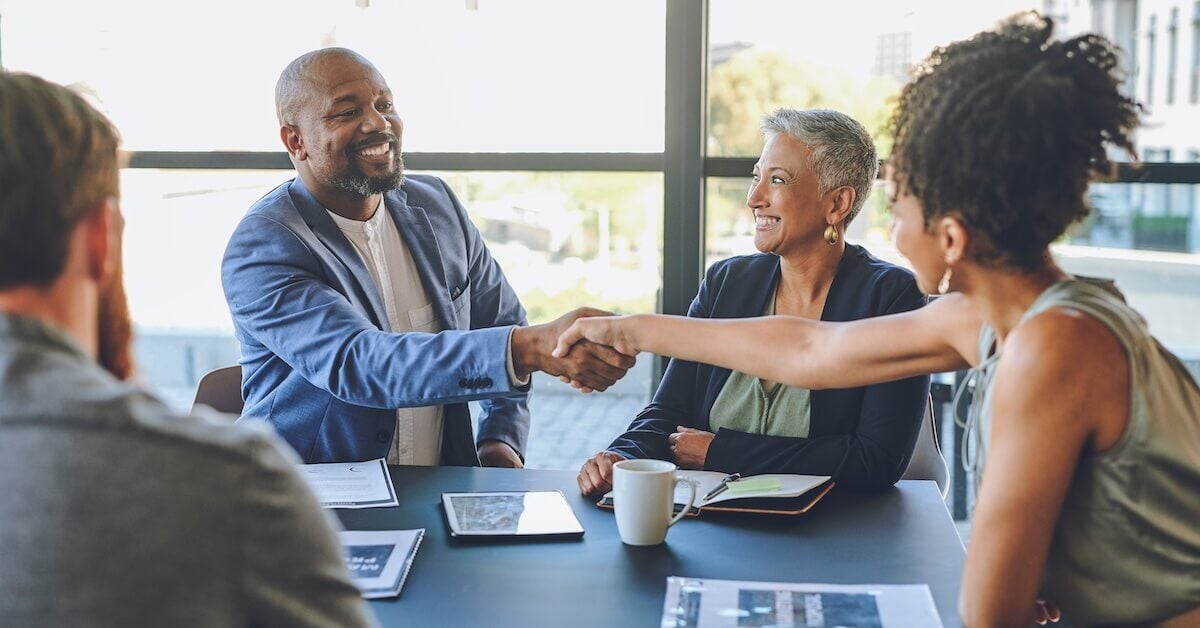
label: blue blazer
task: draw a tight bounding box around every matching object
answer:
[221,175,530,464]
[608,245,930,490]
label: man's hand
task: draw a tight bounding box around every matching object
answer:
[477,440,523,468]
[512,307,636,393]
[553,314,642,361]
[577,450,627,495]
[668,427,714,470]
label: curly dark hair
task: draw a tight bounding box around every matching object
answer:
[889,12,1141,271]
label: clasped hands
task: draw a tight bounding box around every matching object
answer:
[549,314,641,391]
[511,308,636,393]
[577,427,714,495]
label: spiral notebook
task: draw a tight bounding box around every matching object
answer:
[340,528,424,599]
[598,470,833,516]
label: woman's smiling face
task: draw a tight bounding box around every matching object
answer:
[747,133,830,258]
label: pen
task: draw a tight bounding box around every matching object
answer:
[702,473,741,501]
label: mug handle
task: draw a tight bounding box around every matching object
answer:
[667,478,697,526]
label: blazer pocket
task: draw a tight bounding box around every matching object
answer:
[450,283,471,328]
[451,283,471,312]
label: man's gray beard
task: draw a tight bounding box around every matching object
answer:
[330,169,405,195]
[329,153,405,196]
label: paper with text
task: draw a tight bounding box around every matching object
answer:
[661,577,943,627]
[299,458,398,509]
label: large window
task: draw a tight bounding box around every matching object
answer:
[114,167,661,468]
[0,0,664,152]
[2,0,666,471]
[4,0,1199,485]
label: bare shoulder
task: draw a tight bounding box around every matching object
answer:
[993,306,1129,447]
[1006,306,1126,372]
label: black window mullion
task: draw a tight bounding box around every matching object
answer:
[659,0,708,384]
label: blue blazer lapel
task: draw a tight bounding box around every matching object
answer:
[287,178,392,331]
[698,254,781,428]
[717,255,781,319]
[385,191,457,330]
[820,244,866,322]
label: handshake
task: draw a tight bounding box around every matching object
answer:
[510,308,640,393]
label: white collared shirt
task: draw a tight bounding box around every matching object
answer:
[327,201,444,466]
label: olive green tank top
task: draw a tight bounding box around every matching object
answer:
[963,278,1200,625]
[709,294,812,437]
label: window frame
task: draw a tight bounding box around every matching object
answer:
[5,0,1200,385]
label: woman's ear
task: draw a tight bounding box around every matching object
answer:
[825,185,856,226]
[938,215,968,266]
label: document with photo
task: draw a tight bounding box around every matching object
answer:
[299,458,398,509]
[340,529,424,599]
[660,576,943,627]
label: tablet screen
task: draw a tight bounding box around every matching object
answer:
[441,491,584,537]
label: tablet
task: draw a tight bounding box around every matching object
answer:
[441,491,585,539]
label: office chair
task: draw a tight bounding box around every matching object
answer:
[192,365,244,416]
[901,395,950,498]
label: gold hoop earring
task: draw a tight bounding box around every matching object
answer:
[823,224,838,246]
[937,267,953,295]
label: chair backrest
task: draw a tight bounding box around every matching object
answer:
[192,365,244,416]
[901,395,949,498]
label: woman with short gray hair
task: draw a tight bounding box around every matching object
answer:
[577,107,929,494]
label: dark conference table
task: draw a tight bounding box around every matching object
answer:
[337,466,966,627]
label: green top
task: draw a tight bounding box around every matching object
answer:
[708,294,811,438]
[966,278,1200,625]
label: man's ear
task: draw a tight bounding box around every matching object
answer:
[937,215,969,266]
[280,124,306,160]
[81,200,114,284]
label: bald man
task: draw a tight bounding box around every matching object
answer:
[221,48,633,465]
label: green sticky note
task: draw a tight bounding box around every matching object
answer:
[725,476,782,495]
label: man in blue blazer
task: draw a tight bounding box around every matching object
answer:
[222,48,632,465]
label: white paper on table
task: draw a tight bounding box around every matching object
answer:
[340,529,424,599]
[660,576,944,627]
[299,458,398,509]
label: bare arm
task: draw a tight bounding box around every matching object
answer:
[958,309,1127,627]
[555,293,981,390]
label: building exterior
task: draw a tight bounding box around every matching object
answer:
[1052,0,1200,252]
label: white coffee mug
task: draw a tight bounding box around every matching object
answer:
[612,459,697,545]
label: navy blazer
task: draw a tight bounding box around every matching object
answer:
[221,175,530,464]
[608,245,930,490]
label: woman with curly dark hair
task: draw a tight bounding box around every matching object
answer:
[555,13,1200,627]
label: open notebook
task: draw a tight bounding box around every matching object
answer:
[598,470,834,516]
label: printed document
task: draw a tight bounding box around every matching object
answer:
[661,577,943,627]
[299,458,398,509]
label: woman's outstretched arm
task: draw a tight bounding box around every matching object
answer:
[555,293,981,390]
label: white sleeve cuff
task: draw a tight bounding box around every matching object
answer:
[506,327,531,387]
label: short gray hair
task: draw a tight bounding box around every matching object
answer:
[760,108,878,225]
